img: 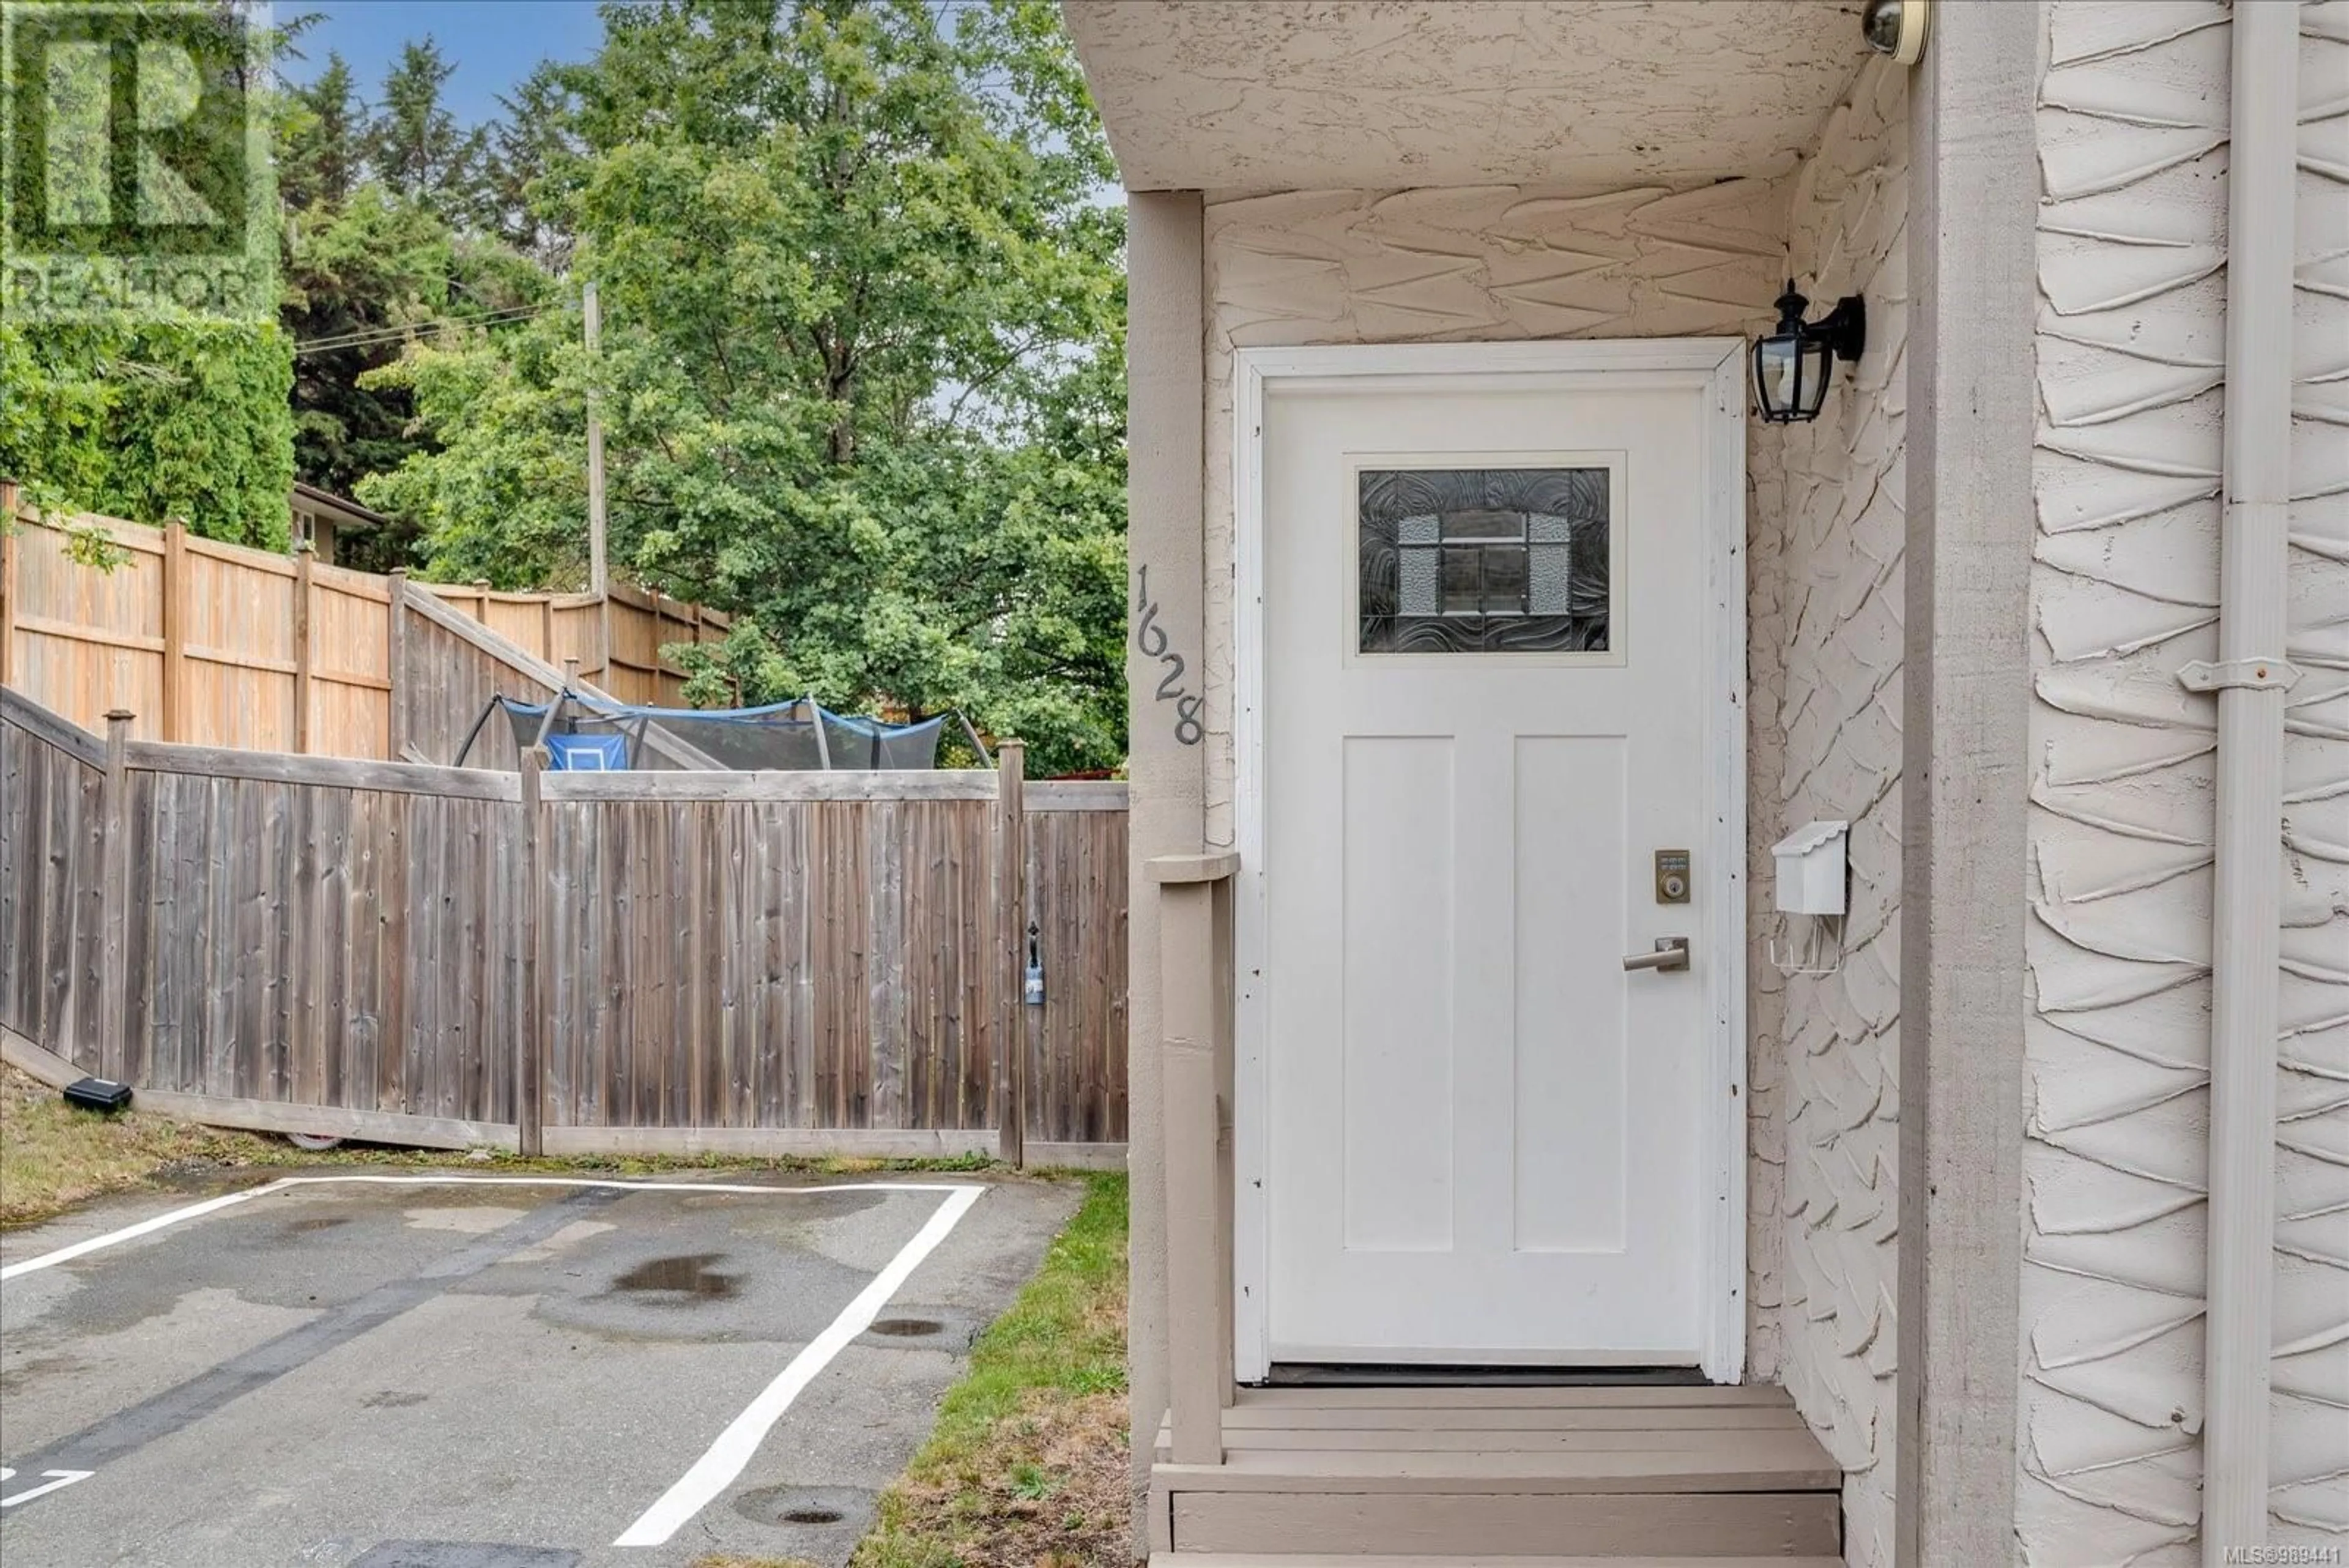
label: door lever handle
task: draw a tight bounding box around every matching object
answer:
[1624,937,1691,972]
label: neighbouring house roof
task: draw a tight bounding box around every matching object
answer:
[1063,0,1871,193]
[292,480,394,534]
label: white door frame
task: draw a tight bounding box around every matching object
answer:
[1230,338,1750,1385]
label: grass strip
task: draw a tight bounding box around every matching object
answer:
[0,1064,1074,1231]
[0,1065,287,1227]
[852,1172,1130,1568]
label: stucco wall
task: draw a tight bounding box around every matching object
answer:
[1747,55,1909,1568]
[2025,2,2349,1561]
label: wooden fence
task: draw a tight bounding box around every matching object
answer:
[0,688,1127,1161]
[0,499,729,759]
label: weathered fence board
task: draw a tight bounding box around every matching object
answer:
[1,689,1130,1152]
[3,519,169,743]
[0,503,727,757]
[396,593,573,770]
[0,711,106,1071]
[1025,798,1130,1142]
[310,562,395,757]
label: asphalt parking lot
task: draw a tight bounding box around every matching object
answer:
[0,1171,1080,1568]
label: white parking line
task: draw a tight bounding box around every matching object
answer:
[0,1182,300,1282]
[614,1182,987,1547]
[0,1468,95,1507]
[0,1173,984,1282]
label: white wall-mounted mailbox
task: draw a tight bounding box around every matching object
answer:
[1772,820,1850,916]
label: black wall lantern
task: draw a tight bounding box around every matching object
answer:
[1753,281,1867,423]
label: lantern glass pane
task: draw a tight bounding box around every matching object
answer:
[1797,339,1834,418]
[1756,336,1800,418]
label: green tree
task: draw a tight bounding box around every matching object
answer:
[478,66,577,262]
[1,2,294,547]
[365,38,486,223]
[362,0,1128,774]
[280,51,364,211]
[0,321,296,548]
[278,35,559,561]
[283,185,547,501]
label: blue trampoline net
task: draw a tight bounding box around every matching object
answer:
[492,693,951,771]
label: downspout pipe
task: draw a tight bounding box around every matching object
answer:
[2195,4,2299,1561]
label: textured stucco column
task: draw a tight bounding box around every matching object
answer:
[1895,4,2036,1565]
[1124,188,1206,1545]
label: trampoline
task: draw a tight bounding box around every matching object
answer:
[451,691,985,771]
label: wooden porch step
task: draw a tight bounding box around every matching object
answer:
[1151,1385,1841,1558]
[1154,1436,1842,1491]
[1157,1386,1837,1477]
[1152,1558,1846,1567]
[1162,1492,1841,1556]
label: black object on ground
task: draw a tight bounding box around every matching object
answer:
[61,1078,132,1114]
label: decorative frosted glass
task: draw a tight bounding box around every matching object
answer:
[1357,467,1609,653]
[1529,543,1572,615]
[1398,546,1440,615]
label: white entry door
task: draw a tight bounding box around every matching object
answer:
[1242,345,1743,1372]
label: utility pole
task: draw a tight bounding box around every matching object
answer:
[584,280,609,597]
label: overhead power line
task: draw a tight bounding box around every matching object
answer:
[294,304,551,356]
[293,303,557,358]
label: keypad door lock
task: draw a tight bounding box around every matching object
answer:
[1655,849,1691,904]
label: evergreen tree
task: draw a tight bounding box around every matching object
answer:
[280,37,552,554]
[280,53,363,211]
[2,3,294,547]
[479,67,577,263]
[365,39,485,222]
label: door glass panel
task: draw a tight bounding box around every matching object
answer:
[1483,545,1528,612]
[1441,546,1483,614]
[1442,508,1523,542]
[1359,467,1610,653]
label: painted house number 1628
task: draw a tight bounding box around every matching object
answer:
[1133,566,1203,746]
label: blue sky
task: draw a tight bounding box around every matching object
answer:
[284,1,611,125]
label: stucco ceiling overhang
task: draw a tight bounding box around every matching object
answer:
[1064,1,1874,193]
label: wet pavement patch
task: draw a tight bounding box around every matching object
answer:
[0,1352,86,1397]
[859,1305,977,1348]
[868,1317,942,1338]
[0,1189,626,1488]
[680,1187,888,1220]
[609,1253,741,1299]
[731,1483,874,1529]
[347,1544,582,1567]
